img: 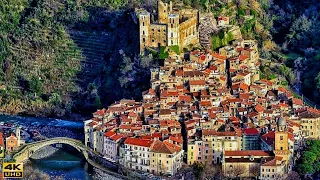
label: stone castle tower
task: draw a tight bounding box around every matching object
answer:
[138,0,199,54]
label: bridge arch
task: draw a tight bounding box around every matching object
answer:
[12,137,89,163]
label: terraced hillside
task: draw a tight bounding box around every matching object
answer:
[69,31,111,84]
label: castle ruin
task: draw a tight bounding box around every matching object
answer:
[138,0,199,54]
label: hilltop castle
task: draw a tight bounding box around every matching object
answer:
[138,0,199,54]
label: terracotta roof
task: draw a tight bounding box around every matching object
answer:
[261,158,277,166]
[0,132,4,146]
[169,135,183,143]
[243,128,259,135]
[124,137,153,147]
[160,109,171,115]
[212,53,227,60]
[93,108,107,116]
[110,134,124,141]
[150,140,179,154]
[240,83,249,91]
[292,98,303,105]
[189,80,206,86]
[105,131,116,137]
[239,93,250,99]
[179,95,192,103]
[261,131,275,146]
[239,55,249,61]
[255,104,264,113]
[200,101,212,107]
[119,124,131,130]
[225,150,273,157]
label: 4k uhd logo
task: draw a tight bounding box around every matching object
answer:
[2,163,23,178]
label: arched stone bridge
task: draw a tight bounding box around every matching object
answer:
[12,137,90,162]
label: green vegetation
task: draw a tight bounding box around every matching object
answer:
[158,46,169,59]
[169,45,180,55]
[0,0,156,119]
[297,140,320,175]
[211,30,234,50]
[191,162,205,180]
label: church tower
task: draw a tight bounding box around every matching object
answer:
[274,115,291,172]
[15,126,21,147]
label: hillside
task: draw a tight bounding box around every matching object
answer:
[0,0,154,120]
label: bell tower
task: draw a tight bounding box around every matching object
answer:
[274,114,291,172]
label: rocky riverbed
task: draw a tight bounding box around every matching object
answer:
[30,145,60,160]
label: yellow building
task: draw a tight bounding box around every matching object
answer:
[150,140,184,176]
[188,129,242,165]
[138,0,199,54]
[294,113,320,139]
[260,157,286,180]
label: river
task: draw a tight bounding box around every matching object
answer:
[0,114,120,180]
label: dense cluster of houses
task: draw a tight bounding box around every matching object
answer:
[84,38,320,178]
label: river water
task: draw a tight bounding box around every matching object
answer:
[0,115,119,180]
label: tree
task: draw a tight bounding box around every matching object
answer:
[225,165,246,178]
[191,162,205,180]
[302,151,316,164]
[202,165,222,180]
[249,164,260,179]
[286,171,301,180]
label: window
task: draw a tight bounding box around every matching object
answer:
[171,33,173,37]
[280,136,283,140]
[143,22,144,26]
[280,147,283,150]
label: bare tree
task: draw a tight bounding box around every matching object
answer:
[249,164,260,179]
[286,171,301,180]
[225,165,246,178]
[202,164,222,180]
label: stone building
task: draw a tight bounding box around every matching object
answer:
[138,0,199,54]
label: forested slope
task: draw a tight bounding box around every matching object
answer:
[0,0,153,119]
